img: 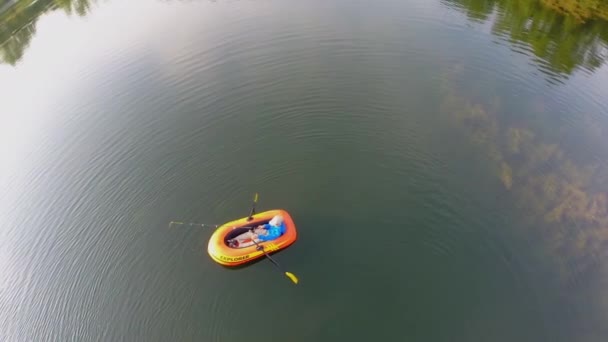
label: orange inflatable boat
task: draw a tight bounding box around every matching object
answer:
[207,209,297,266]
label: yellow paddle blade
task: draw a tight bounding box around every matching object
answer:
[254,193,259,203]
[285,272,299,284]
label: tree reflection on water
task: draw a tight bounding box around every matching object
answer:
[444,0,608,80]
[0,0,95,66]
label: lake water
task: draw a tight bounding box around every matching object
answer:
[1,0,608,341]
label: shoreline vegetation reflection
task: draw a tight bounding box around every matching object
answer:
[442,5,608,342]
[2,0,608,83]
[443,0,608,80]
[444,0,608,290]
[0,0,95,66]
[2,0,608,78]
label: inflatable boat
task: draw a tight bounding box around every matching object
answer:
[207,209,297,266]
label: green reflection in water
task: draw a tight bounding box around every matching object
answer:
[440,3,608,283]
[445,0,608,78]
[541,0,608,22]
[2,0,608,72]
[0,0,95,66]
[451,0,608,22]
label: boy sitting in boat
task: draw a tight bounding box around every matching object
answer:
[252,215,285,241]
[228,215,285,248]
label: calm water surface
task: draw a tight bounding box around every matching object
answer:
[1,0,607,341]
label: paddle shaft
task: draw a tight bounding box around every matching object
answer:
[251,238,285,271]
[248,193,259,221]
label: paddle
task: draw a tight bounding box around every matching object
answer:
[248,193,259,221]
[250,237,299,284]
[247,193,298,284]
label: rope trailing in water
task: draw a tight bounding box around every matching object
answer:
[168,222,220,229]
[169,221,261,230]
